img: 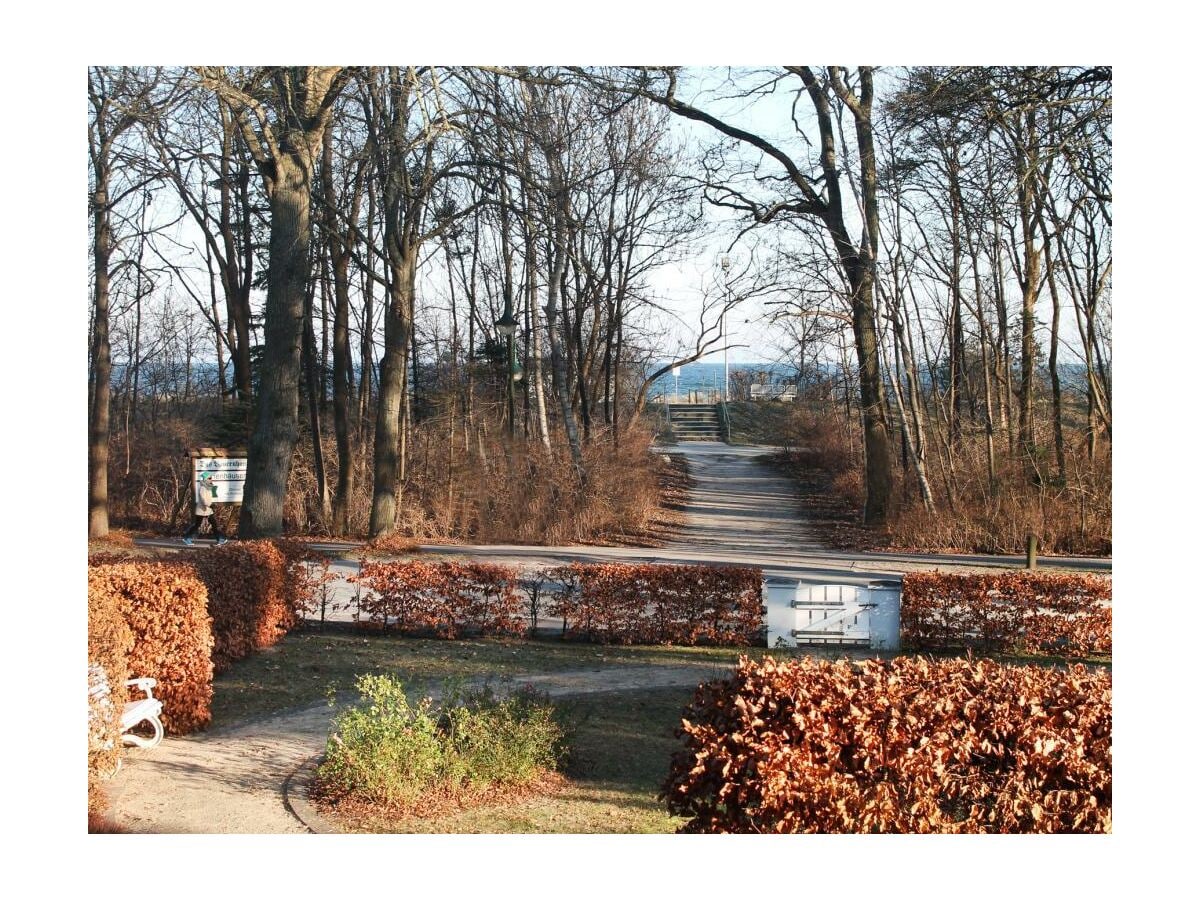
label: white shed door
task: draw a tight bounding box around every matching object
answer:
[791,583,872,645]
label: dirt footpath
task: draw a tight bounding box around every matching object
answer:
[106,664,729,834]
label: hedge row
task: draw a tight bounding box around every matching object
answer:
[353,561,526,638]
[351,561,765,646]
[901,571,1111,657]
[663,655,1112,834]
[87,561,215,735]
[87,570,134,813]
[193,539,326,672]
[87,540,325,746]
[545,563,764,646]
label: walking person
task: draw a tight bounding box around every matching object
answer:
[183,471,227,545]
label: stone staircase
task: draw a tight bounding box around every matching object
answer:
[668,403,726,441]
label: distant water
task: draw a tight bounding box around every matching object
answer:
[646,360,1096,402]
[648,362,796,401]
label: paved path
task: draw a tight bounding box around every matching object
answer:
[661,442,827,558]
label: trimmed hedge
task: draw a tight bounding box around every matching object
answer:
[546,563,764,646]
[87,570,134,813]
[901,571,1111,657]
[192,540,312,672]
[88,561,214,735]
[351,560,764,646]
[663,655,1112,834]
[87,539,321,737]
[354,561,525,638]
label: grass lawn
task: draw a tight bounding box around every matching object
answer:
[213,627,1108,725]
[212,625,1106,727]
[211,626,791,727]
[209,629,813,834]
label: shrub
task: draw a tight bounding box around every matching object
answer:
[353,560,764,646]
[88,568,134,800]
[901,571,1111,657]
[191,540,318,672]
[314,675,566,814]
[87,811,126,833]
[433,423,665,545]
[546,563,764,646]
[88,560,214,734]
[663,655,1111,834]
[353,561,525,638]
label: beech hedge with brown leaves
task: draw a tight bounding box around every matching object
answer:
[351,561,764,645]
[192,540,324,672]
[88,560,214,735]
[353,561,526,637]
[87,569,134,812]
[663,655,1111,834]
[545,563,764,645]
[86,541,324,819]
[901,572,1111,657]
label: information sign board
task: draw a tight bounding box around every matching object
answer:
[192,455,248,503]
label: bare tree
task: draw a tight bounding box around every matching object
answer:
[89,66,167,538]
[197,66,353,537]
[606,66,895,525]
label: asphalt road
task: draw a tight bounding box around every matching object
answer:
[135,441,1111,587]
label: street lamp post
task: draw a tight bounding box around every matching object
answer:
[720,255,732,402]
[723,321,729,402]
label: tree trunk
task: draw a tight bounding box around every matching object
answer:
[322,130,360,536]
[521,168,553,452]
[612,286,625,448]
[238,154,312,537]
[822,67,893,527]
[1015,112,1042,473]
[332,254,355,534]
[369,252,415,537]
[304,267,331,527]
[969,244,998,493]
[89,168,112,539]
[545,182,586,483]
[222,115,254,402]
[358,186,377,444]
[849,266,895,526]
[947,157,965,447]
[886,271,934,512]
[1040,219,1067,484]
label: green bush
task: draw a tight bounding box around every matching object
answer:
[315,675,566,812]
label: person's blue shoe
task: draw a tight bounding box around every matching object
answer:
[217,537,228,546]
[182,537,194,546]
